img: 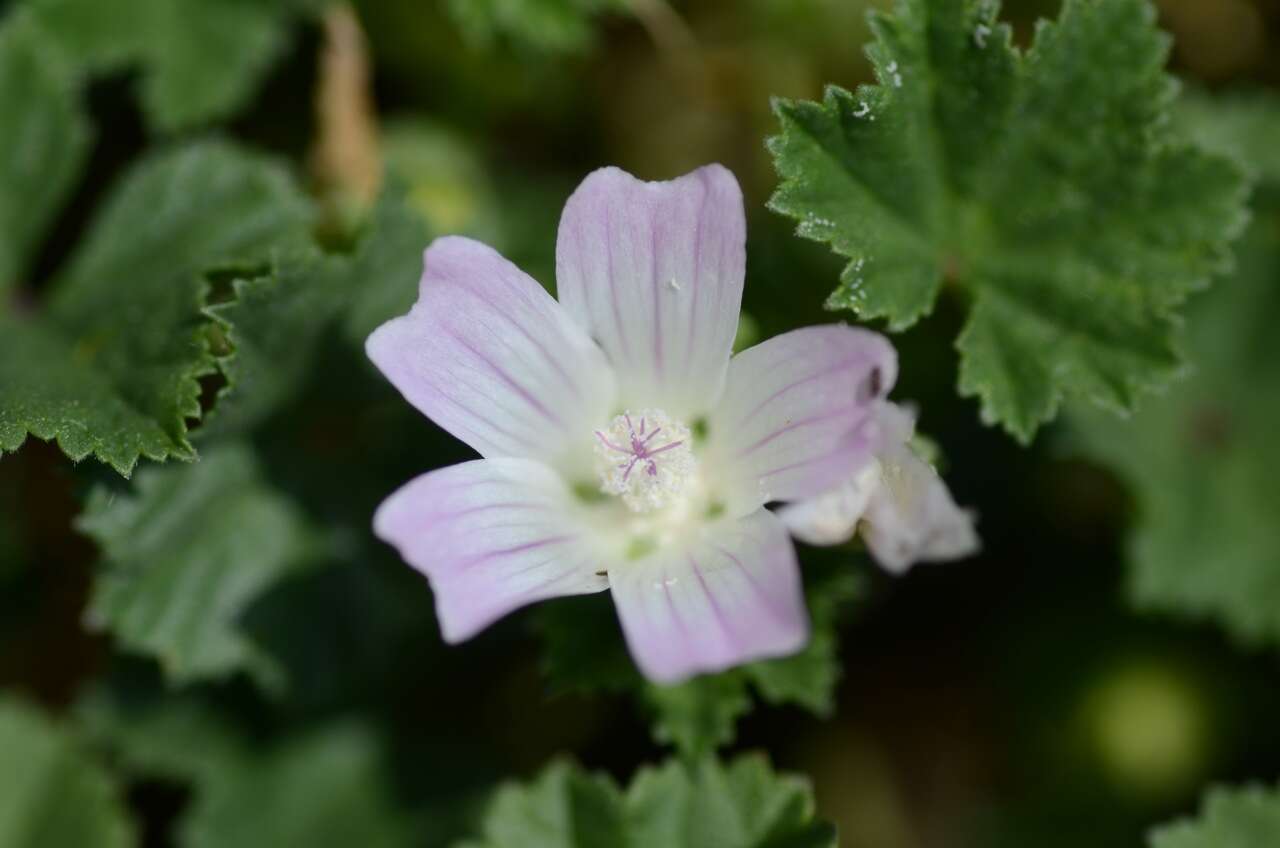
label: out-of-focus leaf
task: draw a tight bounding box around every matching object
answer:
[1177,89,1280,186]
[183,725,413,848]
[768,0,1247,442]
[339,181,432,344]
[0,12,90,291]
[1150,783,1280,847]
[445,0,630,55]
[741,568,860,714]
[458,755,836,848]
[536,563,861,757]
[0,141,312,476]
[1068,212,1280,647]
[197,184,428,438]
[644,675,754,759]
[381,118,501,242]
[77,444,319,690]
[26,0,310,132]
[80,695,413,848]
[0,699,133,848]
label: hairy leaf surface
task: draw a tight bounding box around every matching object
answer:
[768,0,1247,441]
[0,142,311,475]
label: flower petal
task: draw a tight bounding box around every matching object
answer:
[776,465,880,547]
[860,406,980,574]
[366,237,615,474]
[706,324,898,516]
[555,165,745,416]
[778,402,980,574]
[374,458,608,642]
[607,509,808,684]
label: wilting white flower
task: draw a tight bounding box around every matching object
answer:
[780,402,979,574]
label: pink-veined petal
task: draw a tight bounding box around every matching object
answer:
[705,324,898,517]
[366,237,615,474]
[555,165,745,416]
[374,458,608,642]
[607,509,807,684]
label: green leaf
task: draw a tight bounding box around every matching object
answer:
[445,0,630,55]
[461,755,835,848]
[199,183,428,438]
[0,314,190,473]
[182,724,413,848]
[742,568,860,714]
[0,140,312,476]
[1067,211,1280,647]
[643,568,861,756]
[1150,783,1280,848]
[79,695,413,848]
[199,252,333,439]
[26,0,306,132]
[0,699,133,848]
[535,563,861,757]
[0,12,91,291]
[77,443,319,690]
[643,675,754,759]
[1176,89,1280,188]
[339,181,433,344]
[767,0,1248,442]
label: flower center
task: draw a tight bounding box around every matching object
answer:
[594,409,697,513]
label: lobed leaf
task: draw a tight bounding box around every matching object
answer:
[77,443,320,690]
[199,183,429,438]
[445,0,631,55]
[80,695,413,848]
[1176,89,1280,188]
[26,0,312,132]
[1067,211,1280,647]
[0,141,312,476]
[1150,782,1280,848]
[0,12,90,291]
[0,699,133,848]
[536,563,861,757]
[460,755,836,848]
[768,0,1248,442]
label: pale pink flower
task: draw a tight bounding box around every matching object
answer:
[367,165,898,683]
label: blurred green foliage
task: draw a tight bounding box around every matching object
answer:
[1151,782,1280,847]
[457,755,836,848]
[0,698,133,847]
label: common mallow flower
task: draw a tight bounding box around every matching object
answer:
[779,402,979,574]
[368,165,901,683]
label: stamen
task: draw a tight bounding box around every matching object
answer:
[593,408,697,512]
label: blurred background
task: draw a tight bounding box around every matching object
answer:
[2,1,1279,846]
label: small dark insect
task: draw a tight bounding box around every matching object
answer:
[857,366,883,402]
[595,570,608,577]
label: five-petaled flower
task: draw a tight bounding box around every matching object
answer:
[367,165,975,684]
